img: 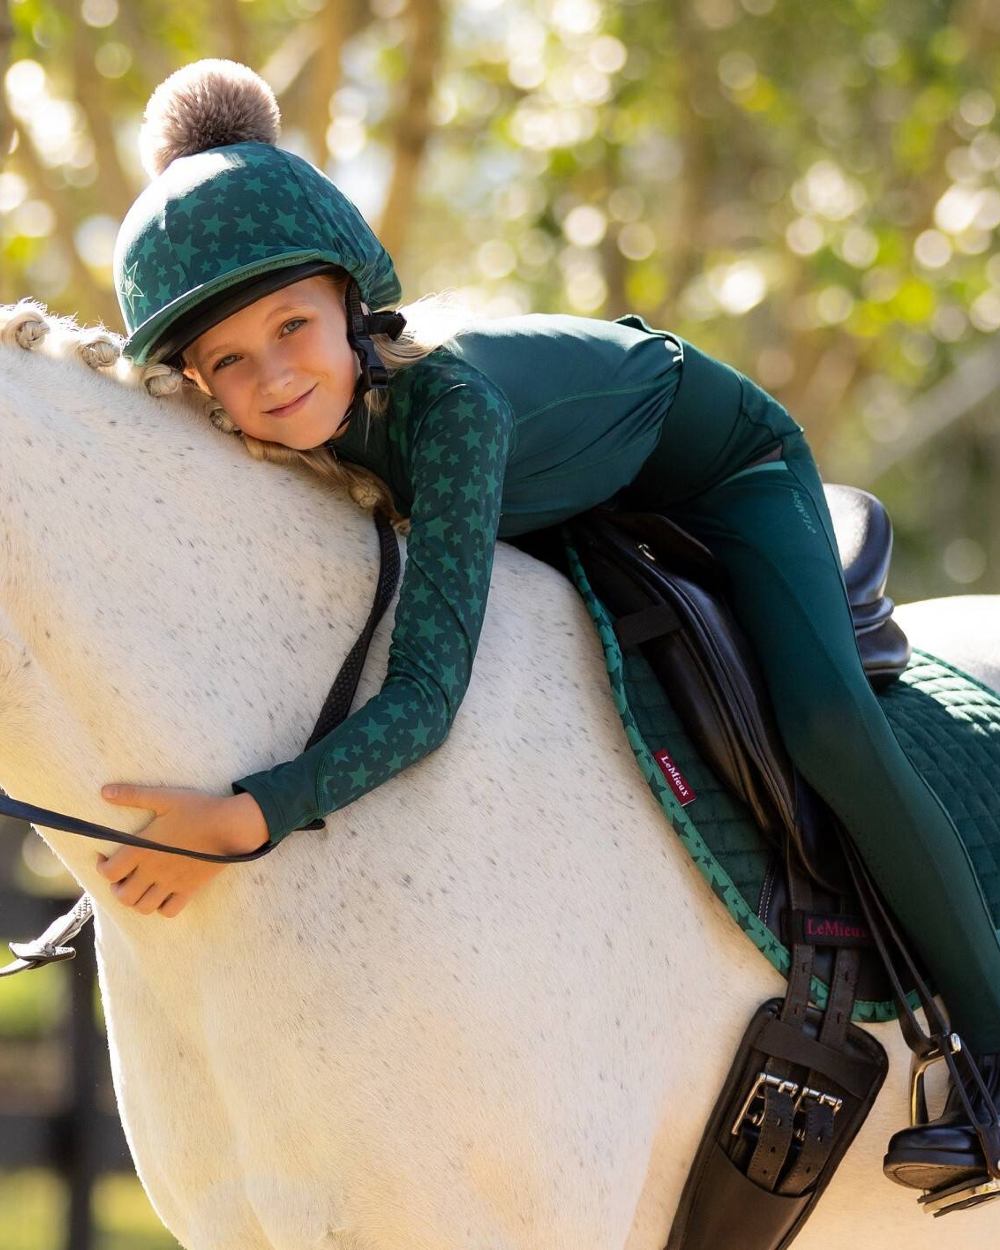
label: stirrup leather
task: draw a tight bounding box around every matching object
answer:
[839,835,1000,1217]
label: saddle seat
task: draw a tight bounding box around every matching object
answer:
[613,480,910,677]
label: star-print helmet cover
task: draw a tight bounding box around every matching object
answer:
[113,59,401,368]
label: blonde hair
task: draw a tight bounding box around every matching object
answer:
[180,269,476,527]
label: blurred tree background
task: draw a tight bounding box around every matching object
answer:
[1,0,999,601]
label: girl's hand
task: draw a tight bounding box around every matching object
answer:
[96,785,269,919]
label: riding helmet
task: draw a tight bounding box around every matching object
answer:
[112,59,404,382]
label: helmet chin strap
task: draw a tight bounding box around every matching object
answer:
[343,277,406,421]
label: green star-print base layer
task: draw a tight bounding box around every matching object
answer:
[230,354,513,842]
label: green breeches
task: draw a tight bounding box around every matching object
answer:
[621,338,1000,1053]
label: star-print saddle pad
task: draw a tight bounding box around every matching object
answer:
[562,537,1000,1023]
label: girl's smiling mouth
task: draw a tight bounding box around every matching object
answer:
[266,384,317,417]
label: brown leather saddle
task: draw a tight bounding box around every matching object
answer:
[576,477,913,987]
[510,473,919,1246]
[515,468,915,1003]
[554,470,1000,1241]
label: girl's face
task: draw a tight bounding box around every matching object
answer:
[181,275,360,450]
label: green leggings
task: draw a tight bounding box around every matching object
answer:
[621,337,1000,1053]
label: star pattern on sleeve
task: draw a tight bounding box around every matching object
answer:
[231,365,514,843]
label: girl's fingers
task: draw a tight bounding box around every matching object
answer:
[134,884,173,917]
[158,893,189,919]
[97,850,140,882]
[102,783,160,809]
[111,873,153,908]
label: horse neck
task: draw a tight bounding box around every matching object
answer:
[0,343,376,894]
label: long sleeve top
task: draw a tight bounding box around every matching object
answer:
[231,312,684,842]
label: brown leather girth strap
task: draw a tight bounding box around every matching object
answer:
[744,842,858,1196]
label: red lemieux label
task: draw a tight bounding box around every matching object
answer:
[653,748,697,806]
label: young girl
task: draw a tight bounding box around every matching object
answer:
[102,59,999,1198]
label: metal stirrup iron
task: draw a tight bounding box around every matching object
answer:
[840,835,1000,1216]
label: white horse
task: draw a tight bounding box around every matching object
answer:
[0,298,997,1250]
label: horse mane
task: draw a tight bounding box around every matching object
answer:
[0,295,218,410]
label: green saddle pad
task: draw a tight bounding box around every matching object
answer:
[564,538,1000,1022]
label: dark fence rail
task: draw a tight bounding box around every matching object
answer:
[1,888,134,1250]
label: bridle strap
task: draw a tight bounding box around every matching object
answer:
[0,511,400,864]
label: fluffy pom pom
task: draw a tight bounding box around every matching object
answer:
[138,58,281,179]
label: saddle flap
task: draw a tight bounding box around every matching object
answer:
[569,506,891,907]
[571,512,797,848]
[577,502,912,885]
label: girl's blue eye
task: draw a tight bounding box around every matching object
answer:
[211,318,306,372]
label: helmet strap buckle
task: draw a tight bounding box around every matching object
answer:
[344,279,405,402]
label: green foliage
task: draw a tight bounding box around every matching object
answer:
[2,0,999,595]
[0,1171,179,1249]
